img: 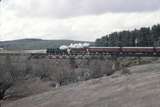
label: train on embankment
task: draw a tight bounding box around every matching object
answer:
[1,43,160,57]
[46,43,160,56]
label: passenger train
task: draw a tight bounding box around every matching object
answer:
[46,43,160,55]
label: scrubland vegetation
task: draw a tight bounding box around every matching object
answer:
[0,54,114,100]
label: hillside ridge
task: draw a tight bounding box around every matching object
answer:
[0,38,94,50]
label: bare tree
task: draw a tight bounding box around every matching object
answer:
[0,55,14,100]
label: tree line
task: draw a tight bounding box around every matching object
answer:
[95,24,160,47]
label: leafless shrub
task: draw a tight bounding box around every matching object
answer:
[0,55,14,100]
[121,68,131,75]
[0,55,114,99]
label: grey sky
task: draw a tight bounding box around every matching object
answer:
[3,0,160,18]
[0,0,160,41]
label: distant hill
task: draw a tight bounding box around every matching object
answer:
[0,39,94,50]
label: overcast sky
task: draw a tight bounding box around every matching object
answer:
[0,0,160,41]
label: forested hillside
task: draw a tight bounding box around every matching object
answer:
[96,24,160,47]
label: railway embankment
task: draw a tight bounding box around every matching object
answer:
[0,53,158,103]
[3,62,160,107]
